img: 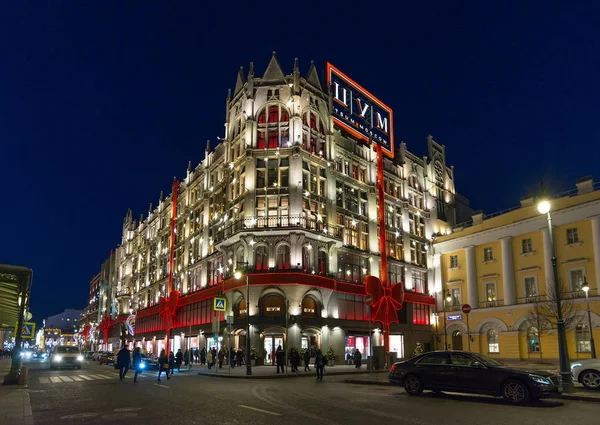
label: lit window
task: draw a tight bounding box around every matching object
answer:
[483,247,493,262]
[576,323,591,352]
[527,327,540,352]
[450,255,459,268]
[487,329,499,353]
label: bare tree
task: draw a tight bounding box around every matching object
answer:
[525,299,552,362]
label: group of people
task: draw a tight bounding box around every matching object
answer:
[0,349,12,359]
[271,346,327,380]
[115,346,188,382]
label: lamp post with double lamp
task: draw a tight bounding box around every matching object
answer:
[234,271,252,376]
[537,199,574,392]
[582,279,597,359]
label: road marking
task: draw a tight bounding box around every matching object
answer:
[87,374,108,380]
[239,405,282,416]
[38,377,50,384]
[60,412,98,419]
[154,383,169,388]
[49,377,62,383]
[71,376,84,381]
[79,375,94,380]
[113,407,142,412]
[59,376,73,382]
[96,374,114,379]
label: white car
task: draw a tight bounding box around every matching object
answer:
[571,359,600,389]
[50,345,84,370]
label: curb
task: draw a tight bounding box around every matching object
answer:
[196,370,387,380]
[342,380,600,402]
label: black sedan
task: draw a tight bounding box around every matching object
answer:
[389,351,562,404]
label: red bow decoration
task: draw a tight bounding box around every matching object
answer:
[81,321,91,342]
[159,290,180,330]
[99,316,111,342]
[365,275,405,326]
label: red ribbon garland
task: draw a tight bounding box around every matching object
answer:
[365,275,404,326]
[81,321,91,343]
[98,316,111,343]
[159,290,179,330]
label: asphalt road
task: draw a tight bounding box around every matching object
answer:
[24,359,599,425]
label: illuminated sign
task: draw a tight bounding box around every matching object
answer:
[447,315,462,321]
[326,62,394,158]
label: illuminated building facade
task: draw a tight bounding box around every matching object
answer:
[98,54,463,362]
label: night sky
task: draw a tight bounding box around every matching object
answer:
[1,3,598,324]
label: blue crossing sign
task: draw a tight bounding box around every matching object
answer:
[213,297,226,312]
[15,322,35,339]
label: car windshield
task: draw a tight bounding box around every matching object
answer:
[471,353,504,366]
[56,346,80,354]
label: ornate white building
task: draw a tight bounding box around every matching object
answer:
[98,53,463,363]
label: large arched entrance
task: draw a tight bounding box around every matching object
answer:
[452,330,463,350]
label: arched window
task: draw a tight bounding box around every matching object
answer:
[261,295,285,316]
[236,299,247,317]
[576,323,591,352]
[257,105,290,149]
[527,327,540,353]
[255,246,268,271]
[301,111,326,158]
[302,297,317,317]
[276,245,290,270]
[318,251,327,275]
[487,329,499,353]
[302,246,312,271]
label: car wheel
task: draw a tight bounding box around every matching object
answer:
[403,375,424,396]
[502,380,530,404]
[580,370,600,389]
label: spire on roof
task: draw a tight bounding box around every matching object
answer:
[234,66,246,95]
[159,191,164,203]
[262,51,285,81]
[306,60,322,89]
[247,62,255,96]
[187,161,192,173]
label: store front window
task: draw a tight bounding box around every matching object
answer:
[390,335,404,359]
[263,336,284,365]
[345,336,370,364]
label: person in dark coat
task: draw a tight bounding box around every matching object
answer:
[184,349,189,366]
[230,347,236,368]
[132,347,142,383]
[303,349,311,372]
[275,345,285,373]
[168,351,176,375]
[236,349,243,367]
[176,349,183,372]
[200,348,206,365]
[315,349,325,381]
[117,346,131,380]
[354,349,362,368]
[158,349,170,381]
[217,348,225,369]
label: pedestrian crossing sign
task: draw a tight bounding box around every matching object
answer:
[15,322,35,339]
[213,297,226,312]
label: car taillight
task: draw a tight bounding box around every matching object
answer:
[390,364,397,372]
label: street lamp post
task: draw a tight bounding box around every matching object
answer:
[443,291,451,350]
[582,280,597,359]
[537,200,574,393]
[235,271,252,375]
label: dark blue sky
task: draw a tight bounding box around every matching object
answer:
[1,2,598,322]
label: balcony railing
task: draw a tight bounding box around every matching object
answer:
[213,215,343,244]
[478,300,504,308]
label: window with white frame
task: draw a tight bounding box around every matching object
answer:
[485,283,497,306]
[528,327,540,352]
[566,227,579,244]
[569,269,585,294]
[487,329,499,353]
[524,276,538,301]
[451,288,461,307]
[576,323,591,352]
[411,269,428,294]
[521,238,533,254]
[256,195,289,227]
[483,247,493,262]
[450,255,459,269]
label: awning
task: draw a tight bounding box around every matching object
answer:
[0,265,33,329]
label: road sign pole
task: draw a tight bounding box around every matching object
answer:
[467,313,471,351]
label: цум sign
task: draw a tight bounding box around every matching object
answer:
[326,62,394,158]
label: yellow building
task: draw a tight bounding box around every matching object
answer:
[433,177,600,360]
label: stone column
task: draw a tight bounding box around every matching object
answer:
[541,227,555,296]
[500,237,516,306]
[591,215,600,291]
[465,246,479,308]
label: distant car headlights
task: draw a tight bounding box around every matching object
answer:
[76,355,84,361]
[529,374,552,385]
[53,355,63,362]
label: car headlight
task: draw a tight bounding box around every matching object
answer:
[53,355,62,362]
[529,374,551,385]
[571,363,582,370]
[76,355,84,361]
[140,362,146,369]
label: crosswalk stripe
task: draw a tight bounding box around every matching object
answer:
[88,374,109,380]
[71,376,84,381]
[39,377,50,384]
[59,376,73,382]
[96,374,114,379]
[49,377,62,383]
[79,375,94,380]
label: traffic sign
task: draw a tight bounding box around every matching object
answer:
[447,315,462,321]
[461,304,472,314]
[365,294,373,305]
[16,322,35,339]
[213,297,226,312]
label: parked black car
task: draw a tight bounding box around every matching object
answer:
[389,351,562,404]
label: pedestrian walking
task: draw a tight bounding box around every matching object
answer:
[184,349,189,366]
[304,349,311,372]
[132,347,142,383]
[176,349,183,372]
[217,348,224,369]
[157,349,170,381]
[275,345,285,373]
[200,348,206,365]
[236,349,243,367]
[315,349,325,381]
[354,349,362,368]
[230,347,236,368]
[169,351,176,375]
[117,345,131,380]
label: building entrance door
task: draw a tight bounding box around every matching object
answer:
[452,331,463,350]
[263,335,283,365]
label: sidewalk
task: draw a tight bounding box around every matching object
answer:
[0,359,33,425]
[183,363,386,379]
